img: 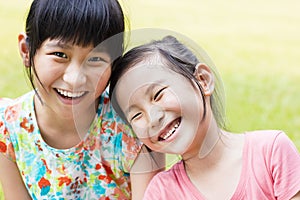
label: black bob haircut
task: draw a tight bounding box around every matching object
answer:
[25,0,126,89]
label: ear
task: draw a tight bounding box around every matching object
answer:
[193,63,214,96]
[18,33,31,67]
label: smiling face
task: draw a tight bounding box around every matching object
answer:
[115,61,209,155]
[31,38,111,119]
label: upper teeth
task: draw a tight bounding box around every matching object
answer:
[161,121,180,140]
[57,89,85,98]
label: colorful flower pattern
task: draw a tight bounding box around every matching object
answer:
[0,90,142,199]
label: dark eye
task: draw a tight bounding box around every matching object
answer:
[154,87,166,101]
[130,112,142,122]
[88,57,105,62]
[86,56,109,67]
[53,52,67,58]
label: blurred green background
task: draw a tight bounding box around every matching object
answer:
[0,0,300,198]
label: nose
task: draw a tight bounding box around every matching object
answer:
[63,62,86,87]
[149,105,165,128]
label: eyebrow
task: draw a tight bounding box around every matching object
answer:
[45,41,72,49]
[124,80,164,115]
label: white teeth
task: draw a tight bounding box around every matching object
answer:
[56,89,85,98]
[161,121,180,140]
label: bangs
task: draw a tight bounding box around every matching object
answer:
[28,0,124,47]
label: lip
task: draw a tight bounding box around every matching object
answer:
[54,88,88,105]
[156,117,181,143]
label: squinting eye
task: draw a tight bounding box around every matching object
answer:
[130,112,142,122]
[53,52,67,58]
[154,87,166,101]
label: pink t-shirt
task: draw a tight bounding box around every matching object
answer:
[143,130,300,200]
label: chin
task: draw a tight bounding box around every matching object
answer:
[156,145,186,155]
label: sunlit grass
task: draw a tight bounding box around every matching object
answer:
[0,0,32,98]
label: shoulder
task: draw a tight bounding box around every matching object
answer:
[0,91,34,160]
[0,91,33,110]
[245,130,287,148]
[97,89,131,136]
[244,129,300,163]
[0,97,14,113]
[97,89,125,123]
[242,130,299,171]
[0,91,34,122]
[243,130,300,199]
[245,129,282,139]
[97,89,142,171]
[98,89,135,138]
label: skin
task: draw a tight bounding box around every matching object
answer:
[130,145,165,199]
[115,62,242,199]
[292,192,300,200]
[20,34,112,147]
[0,33,111,199]
[0,154,32,199]
[115,60,300,199]
[0,34,158,199]
[116,62,212,155]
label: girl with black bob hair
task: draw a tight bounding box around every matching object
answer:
[25,0,125,89]
[0,0,157,199]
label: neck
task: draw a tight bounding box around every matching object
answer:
[181,112,221,161]
[183,129,245,177]
[198,115,221,159]
[34,95,97,148]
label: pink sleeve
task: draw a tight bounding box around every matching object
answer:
[271,132,300,200]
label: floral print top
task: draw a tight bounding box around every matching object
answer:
[0,90,142,200]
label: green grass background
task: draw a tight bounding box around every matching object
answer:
[1,0,300,198]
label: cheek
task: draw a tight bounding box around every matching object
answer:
[93,67,111,95]
[161,91,182,112]
[182,90,204,127]
[33,58,62,86]
[132,122,149,139]
[33,68,55,89]
[166,97,180,110]
[172,84,204,121]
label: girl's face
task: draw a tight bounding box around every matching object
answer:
[115,62,212,155]
[31,38,111,118]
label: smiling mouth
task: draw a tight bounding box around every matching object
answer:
[55,88,87,99]
[158,118,181,141]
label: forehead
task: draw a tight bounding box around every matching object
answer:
[115,63,193,106]
[118,63,180,92]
